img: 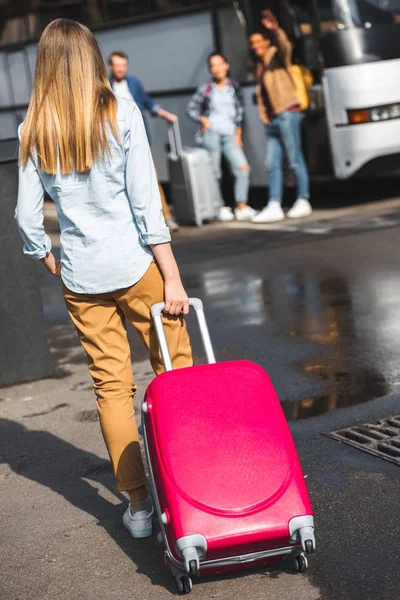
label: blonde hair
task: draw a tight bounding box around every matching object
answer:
[20,19,119,175]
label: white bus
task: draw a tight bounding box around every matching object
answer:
[291,0,400,179]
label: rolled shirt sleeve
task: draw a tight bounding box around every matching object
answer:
[124,103,171,246]
[15,125,52,260]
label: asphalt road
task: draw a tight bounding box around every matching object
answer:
[2,188,400,600]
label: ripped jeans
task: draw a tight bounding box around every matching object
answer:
[202,130,250,206]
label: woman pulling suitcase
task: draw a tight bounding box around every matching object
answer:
[15,18,193,539]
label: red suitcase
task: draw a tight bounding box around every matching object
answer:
[142,298,315,593]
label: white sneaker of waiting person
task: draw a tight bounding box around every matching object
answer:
[219,206,235,222]
[251,200,285,224]
[287,198,312,219]
[234,205,257,221]
[123,496,154,539]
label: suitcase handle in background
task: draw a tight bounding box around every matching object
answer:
[151,297,216,371]
[167,120,183,159]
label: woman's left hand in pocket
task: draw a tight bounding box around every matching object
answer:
[41,252,61,277]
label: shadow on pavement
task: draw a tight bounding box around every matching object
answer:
[0,417,177,593]
[0,417,304,593]
[47,324,88,378]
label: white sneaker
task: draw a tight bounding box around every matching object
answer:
[234,205,257,221]
[251,200,285,224]
[123,500,154,539]
[219,206,235,222]
[287,198,312,219]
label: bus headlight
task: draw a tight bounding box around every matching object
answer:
[389,104,400,119]
[371,108,390,121]
[348,103,400,125]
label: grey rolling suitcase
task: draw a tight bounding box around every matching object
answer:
[167,121,220,226]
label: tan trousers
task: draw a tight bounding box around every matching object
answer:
[62,261,193,491]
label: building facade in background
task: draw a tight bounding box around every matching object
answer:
[0,1,210,46]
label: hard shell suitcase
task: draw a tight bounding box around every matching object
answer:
[167,122,220,226]
[142,299,315,593]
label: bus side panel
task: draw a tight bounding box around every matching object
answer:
[324,59,400,178]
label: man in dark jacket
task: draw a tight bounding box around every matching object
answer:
[108,51,179,231]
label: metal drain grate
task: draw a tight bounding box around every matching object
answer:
[326,415,400,465]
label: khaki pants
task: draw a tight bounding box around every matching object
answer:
[63,261,193,491]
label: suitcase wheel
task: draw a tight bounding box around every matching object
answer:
[305,539,315,555]
[293,552,308,573]
[189,559,199,578]
[176,575,193,595]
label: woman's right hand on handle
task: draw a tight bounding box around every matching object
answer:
[164,277,190,316]
[151,242,189,315]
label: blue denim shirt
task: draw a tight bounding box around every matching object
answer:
[15,97,170,294]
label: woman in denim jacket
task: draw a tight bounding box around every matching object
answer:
[187,53,255,222]
[16,18,193,539]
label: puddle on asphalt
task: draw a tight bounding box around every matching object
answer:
[281,373,388,420]
[270,272,400,419]
[188,269,400,420]
[40,264,400,422]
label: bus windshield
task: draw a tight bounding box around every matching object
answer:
[317,0,400,30]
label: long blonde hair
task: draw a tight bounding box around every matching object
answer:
[20,19,119,175]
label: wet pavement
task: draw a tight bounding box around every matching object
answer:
[2,191,400,599]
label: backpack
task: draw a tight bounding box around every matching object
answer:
[289,65,313,112]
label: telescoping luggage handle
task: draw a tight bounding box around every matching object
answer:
[167,120,183,159]
[151,297,216,371]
